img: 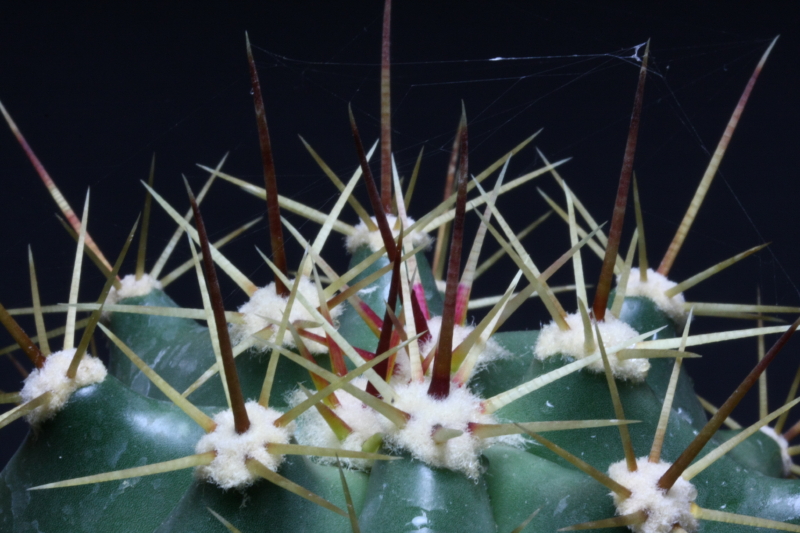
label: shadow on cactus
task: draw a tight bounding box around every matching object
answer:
[1,3,800,532]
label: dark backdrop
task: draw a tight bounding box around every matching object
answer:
[1,1,799,468]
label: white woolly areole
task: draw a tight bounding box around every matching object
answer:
[344,214,432,253]
[386,380,521,478]
[107,273,162,305]
[194,402,291,490]
[535,312,650,381]
[619,268,687,327]
[760,426,792,476]
[19,349,107,425]
[290,377,385,471]
[232,277,341,354]
[607,458,698,533]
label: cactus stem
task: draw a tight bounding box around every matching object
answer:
[98,322,216,432]
[245,458,347,517]
[135,154,155,281]
[27,247,50,356]
[150,156,224,280]
[299,135,377,231]
[159,216,263,289]
[63,191,90,352]
[68,214,139,380]
[609,228,639,318]
[690,502,800,532]
[0,303,45,369]
[664,243,769,298]
[348,104,398,261]
[185,179,250,434]
[207,507,242,533]
[428,110,468,400]
[335,457,362,533]
[0,99,114,275]
[474,212,551,281]
[658,36,779,277]
[658,315,800,491]
[246,33,289,297]
[632,174,649,282]
[145,179,258,296]
[29,452,216,491]
[559,510,648,531]
[592,40,649,322]
[595,323,637,471]
[515,425,632,498]
[431,117,464,281]
[650,309,693,463]
[0,392,51,431]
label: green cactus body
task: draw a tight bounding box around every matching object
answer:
[2,7,800,533]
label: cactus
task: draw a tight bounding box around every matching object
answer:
[1,4,799,533]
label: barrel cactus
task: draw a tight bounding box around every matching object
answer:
[1,3,799,533]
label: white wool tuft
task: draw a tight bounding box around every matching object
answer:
[290,377,386,470]
[344,215,432,253]
[419,316,509,373]
[760,426,792,476]
[535,312,650,381]
[107,273,162,305]
[620,268,687,326]
[231,277,341,354]
[20,349,107,424]
[195,402,292,490]
[385,380,521,478]
[608,458,698,533]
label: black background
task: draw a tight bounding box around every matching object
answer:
[1,2,799,468]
